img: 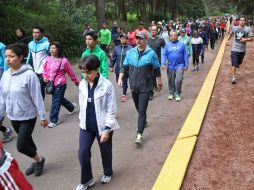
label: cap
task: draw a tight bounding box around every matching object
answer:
[157,21,162,25]
[136,32,147,39]
[120,33,128,39]
[180,28,186,33]
[139,21,144,25]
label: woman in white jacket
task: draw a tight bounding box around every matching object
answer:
[76,55,119,190]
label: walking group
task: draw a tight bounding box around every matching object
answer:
[0,14,252,190]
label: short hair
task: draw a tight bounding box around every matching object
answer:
[32,25,44,33]
[6,43,28,63]
[239,15,247,21]
[170,30,178,36]
[79,55,100,71]
[16,28,26,37]
[84,31,98,41]
[50,41,64,58]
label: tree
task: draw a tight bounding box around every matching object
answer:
[96,0,105,29]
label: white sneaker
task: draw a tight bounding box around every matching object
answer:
[76,179,95,190]
[48,121,60,128]
[101,175,112,184]
[68,103,77,115]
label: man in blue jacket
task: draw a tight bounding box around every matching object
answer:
[26,26,50,99]
[162,30,189,102]
[110,34,132,102]
[118,32,163,144]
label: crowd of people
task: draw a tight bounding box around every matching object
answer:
[0,14,252,190]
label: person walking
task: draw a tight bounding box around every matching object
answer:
[162,31,189,102]
[191,31,203,71]
[226,15,253,84]
[147,25,166,99]
[135,21,149,38]
[26,26,50,99]
[198,27,208,64]
[81,31,108,79]
[118,32,163,144]
[209,26,218,53]
[15,28,30,47]
[0,43,48,177]
[43,41,80,128]
[179,28,192,57]
[76,55,120,190]
[0,41,14,143]
[110,34,132,102]
[98,22,111,59]
[127,28,136,47]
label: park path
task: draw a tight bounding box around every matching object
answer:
[3,42,221,190]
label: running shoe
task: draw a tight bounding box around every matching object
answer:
[168,94,174,100]
[135,133,143,144]
[232,77,236,84]
[25,162,37,176]
[3,127,14,143]
[101,175,112,184]
[176,95,182,102]
[48,121,60,128]
[121,95,127,102]
[76,179,95,190]
[68,103,77,114]
[34,157,45,177]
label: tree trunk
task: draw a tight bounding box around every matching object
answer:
[171,0,177,20]
[152,0,157,15]
[96,0,105,29]
[118,0,127,21]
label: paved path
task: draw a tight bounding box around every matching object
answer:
[2,43,220,190]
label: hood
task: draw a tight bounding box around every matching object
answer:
[11,64,33,76]
[0,42,5,49]
[137,45,153,55]
[34,36,48,43]
[86,45,102,54]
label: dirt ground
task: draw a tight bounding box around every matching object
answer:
[181,38,254,189]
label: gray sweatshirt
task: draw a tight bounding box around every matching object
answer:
[0,64,46,121]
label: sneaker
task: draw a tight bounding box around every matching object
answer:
[232,77,236,84]
[3,127,14,143]
[48,121,60,128]
[196,65,199,71]
[168,94,174,100]
[149,95,153,100]
[191,67,196,71]
[68,103,77,114]
[121,95,127,102]
[101,175,112,184]
[176,95,182,102]
[34,157,45,177]
[134,133,143,144]
[212,50,214,53]
[25,162,36,176]
[76,179,95,190]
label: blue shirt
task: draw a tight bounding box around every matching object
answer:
[162,41,189,70]
[0,42,5,70]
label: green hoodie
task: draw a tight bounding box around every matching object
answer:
[81,45,108,79]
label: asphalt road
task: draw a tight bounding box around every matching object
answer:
[2,43,220,190]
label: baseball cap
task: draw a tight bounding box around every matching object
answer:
[180,28,186,33]
[157,21,162,25]
[120,33,128,39]
[136,32,147,39]
[139,21,144,25]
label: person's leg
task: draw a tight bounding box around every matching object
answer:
[192,52,196,69]
[122,74,129,96]
[137,91,150,135]
[115,73,119,83]
[96,132,113,177]
[36,74,46,100]
[201,44,205,63]
[175,68,184,96]
[60,85,75,112]
[78,129,96,184]
[195,50,200,70]
[167,69,176,96]
[131,91,139,111]
[231,51,239,83]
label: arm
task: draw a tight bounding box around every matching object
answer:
[161,44,168,69]
[42,59,49,81]
[0,84,6,123]
[118,54,129,86]
[64,58,80,86]
[100,52,109,79]
[183,45,189,70]
[109,48,117,69]
[152,53,163,91]
[107,30,111,45]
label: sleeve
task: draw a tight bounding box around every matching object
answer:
[105,83,117,129]
[107,30,111,45]
[100,52,109,79]
[109,48,117,68]
[64,58,80,85]
[28,74,46,120]
[0,84,6,122]
[151,52,161,77]
[121,52,129,74]
[42,59,49,79]
[183,44,189,67]
[161,44,168,65]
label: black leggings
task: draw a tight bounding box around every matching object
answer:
[11,118,37,158]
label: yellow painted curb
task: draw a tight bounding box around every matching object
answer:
[152,137,197,190]
[177,38,227,140]
[152,23,230,190]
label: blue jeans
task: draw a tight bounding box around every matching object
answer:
[78,129,113,184]
[50,84,74,123]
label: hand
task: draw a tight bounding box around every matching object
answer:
[185,66,188,71]
[109,67,114,72]
[157,83,162,92]
[100,131,110,143]
[41,119,49,128]
[161,65,166,70]
[44,78,48,82]
[118,79,123,87]
[240,38,247,43]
